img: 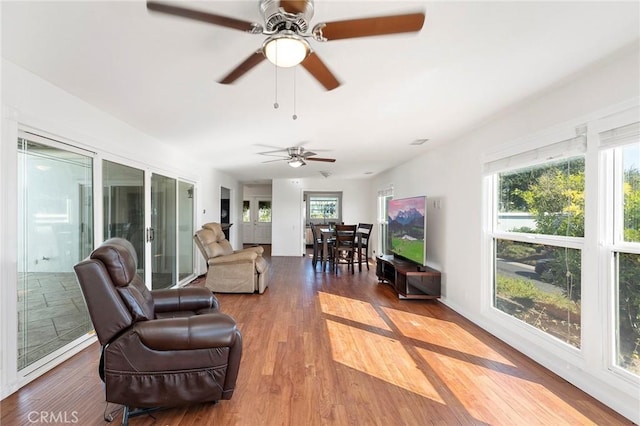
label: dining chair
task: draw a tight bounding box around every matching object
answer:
[315,224,336,271]
[355,223,374,271]
[310,223,323,268]
[332,224,357,274]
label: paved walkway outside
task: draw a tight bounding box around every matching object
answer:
[17,272,92,369]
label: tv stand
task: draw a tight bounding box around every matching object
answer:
[376,255,441,299]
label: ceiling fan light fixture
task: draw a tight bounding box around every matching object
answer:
[263,32,310,67]
[288,157,306,168]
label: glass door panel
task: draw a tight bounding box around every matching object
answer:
[178,181,194,282]
[17,136,93,370]
[151,173,176,289]
[103,160,145,276]
[243,197,272,245]
[256,199,272,244]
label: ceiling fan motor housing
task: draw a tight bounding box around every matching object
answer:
[287,147,306,157]
[260,0,314,33]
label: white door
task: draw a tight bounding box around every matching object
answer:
[243,197,272,245]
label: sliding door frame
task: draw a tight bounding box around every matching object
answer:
[0,125,198,398]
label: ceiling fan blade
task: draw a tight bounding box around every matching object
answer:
[262,158,287,164]
[317,13,425,41]
[219,51,265,84]
[254,143,288,151]
[258,149,288,155]
[306,157,336,163]
[259,152,290,158]
[300,52,340,91]
[279,0,307,15]
[147,1,258,32]
[301,151,317,158]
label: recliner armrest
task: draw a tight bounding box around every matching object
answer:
[235,246,264,256]
[133,313,238,350]
[152,287,218,313]
[209,251,257,265]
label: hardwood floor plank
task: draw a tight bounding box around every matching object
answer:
[1,251,632,425]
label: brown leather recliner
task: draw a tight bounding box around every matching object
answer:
[73,238,242,424]
[194,222,269,294]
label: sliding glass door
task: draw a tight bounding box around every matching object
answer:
[103,165,194,287]
[17,134,93,370]
[13,131,197,387]
[103,160,145,277]
[151,173,177,289]
[178,181,195,281]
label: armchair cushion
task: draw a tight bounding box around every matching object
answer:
[194,222,269,294]
[73,237,242,413]
[152,287,219,313]
[209,250,258,265]
[207,239,234,258]
[255,256,269,274]
[117,286,153,322]
[90,238,138,287]
[240,245,264,256]
[134,313,239,350]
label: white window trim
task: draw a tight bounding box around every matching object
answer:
[484,129,588,357]
[480,107,640,421]
[598,122,640,384]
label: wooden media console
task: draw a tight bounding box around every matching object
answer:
[376,254,441,299]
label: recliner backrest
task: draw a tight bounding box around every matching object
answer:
[74,238,155,345]
[195,223,234,259]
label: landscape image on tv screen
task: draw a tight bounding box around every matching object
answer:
[388,196,426,266]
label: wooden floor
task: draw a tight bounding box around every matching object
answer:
[1,249,632,425]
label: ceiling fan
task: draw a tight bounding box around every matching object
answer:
[146,0,425,91]
[260,146,336,168]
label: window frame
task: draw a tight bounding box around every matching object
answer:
[305,191,342,225]
[486,136,587,351]
[377,188,393,256]
[602,141,640,380]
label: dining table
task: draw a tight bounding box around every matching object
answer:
[318,226,362,271]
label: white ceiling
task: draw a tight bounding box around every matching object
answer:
[2,1,639,183]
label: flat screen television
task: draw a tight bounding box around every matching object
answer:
[387,196,426,266]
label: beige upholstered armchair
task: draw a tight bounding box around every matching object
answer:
[194,222,269,294]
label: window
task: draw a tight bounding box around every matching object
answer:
[606,135,640,376]
[305,192,342,224]
[242,200,250,223]
[377,188,393,255]
[488,136,586,348]
[258,200,272,223]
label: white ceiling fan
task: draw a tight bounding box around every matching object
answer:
[259,146,336,168]
[146,0,425,91]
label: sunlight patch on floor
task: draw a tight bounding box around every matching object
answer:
[416,347,598,425]
[325,319,444,403]
[382,307,515,366]
[319,292,391,331]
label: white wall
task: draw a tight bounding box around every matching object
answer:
[193,167,242,275]
[243,183,273,197]
[271,177,374,256]
[370,44,640,421]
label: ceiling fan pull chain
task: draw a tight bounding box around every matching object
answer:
[273,45,279,109]
[292,67,298,120]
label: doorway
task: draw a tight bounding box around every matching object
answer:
[242,197,272,245]
[220,186,231,240]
